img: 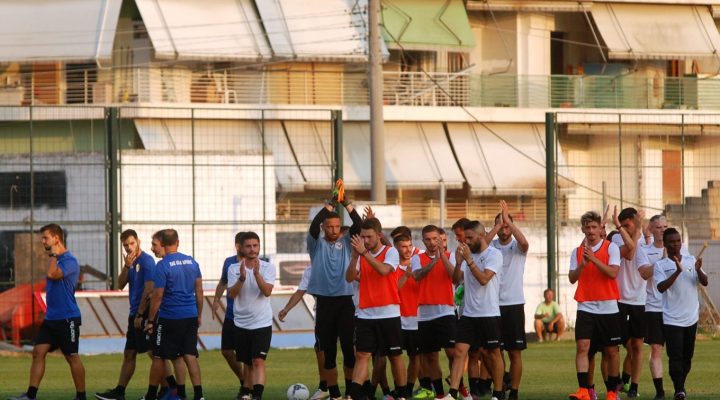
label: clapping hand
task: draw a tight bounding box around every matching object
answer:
[351,234,365,254]
[673,256,683,272]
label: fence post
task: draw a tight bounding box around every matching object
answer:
[332,110,344,220]
[545,112,556,292]
[106,107,120,289]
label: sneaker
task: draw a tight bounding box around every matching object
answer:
[384,395,395,400]
[621,383,631,393]
[436,395,454,400]
[7,394,32,400]
[673,392,686,400]
[311,389,330,400]
[413,389,435,399]
[568,387,591,400]
[588,387,598,400]
[605,392,617,400]
[458,386,472,400]
[95,389,125,400]
[627,389,639,398]
[158,389,179,400]
[240,396,251,400]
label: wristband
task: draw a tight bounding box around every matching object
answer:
[48,253,58,258]
[239,275,246,282]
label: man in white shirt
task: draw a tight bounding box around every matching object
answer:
[486,201,529,400]
[654,228,708,400]
[227,232,276,400]
[611,207,652,398]
[447,220,504,400]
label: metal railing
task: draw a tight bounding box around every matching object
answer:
[6,66,720,110]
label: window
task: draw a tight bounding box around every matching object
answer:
[0,171,67,208]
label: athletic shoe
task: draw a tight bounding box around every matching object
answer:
[95,389,125,400]
[568,387,591,400]
[310,389,330,400]
[627,389,639,398]
[7,394,32,400]
[413,389,435,399]
[621,383,631,393]
[383,395,395,400]
[158,389,179,400]
[240,396,251,400]
[436,395,455,400]
[588,387,598,400]
[673,392,686,400]
[605,391,618,400]
[458,385,472,400]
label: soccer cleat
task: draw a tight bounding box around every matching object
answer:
[310,389,330,400]
[588,387,597,400]
[436,395,455,400]
[621,383,631,393]
[95,389,125,400]
[673,392,686,400]
[458,385,472,400]
[7,394,32,400]
[158,389,179,400]
[412,388,435,399]
[627,389,639,398]
[383,395,395,400]
[605,391,617,400]
[568,387,591,400]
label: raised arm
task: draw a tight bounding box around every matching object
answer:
[696,257,708,287]
[309,205,333,239]
[346,246,360,283]
[658,257,683,293]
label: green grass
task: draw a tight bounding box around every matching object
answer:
[1,339,719,399]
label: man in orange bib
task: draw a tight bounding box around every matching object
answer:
[346,218,408,400]
[568,211,623,400]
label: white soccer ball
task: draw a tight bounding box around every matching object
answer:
[287,383,310,400]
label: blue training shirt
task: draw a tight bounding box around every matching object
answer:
[220,254,238,319]
[45,251,82,321]
[154,252,202,319]
[128,251,156,316]
[306,233,354,297]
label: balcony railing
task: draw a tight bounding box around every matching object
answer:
[3,67,720,110]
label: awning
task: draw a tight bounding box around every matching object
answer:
[382,0,475,50]
[133,119,329,191]
[342,122,465,189]
[135,0,272,61]
[446,123,570,195]
[467,1,590,12]
[591,3,720,60]
[0,0,122,62]
[255,0,387,61]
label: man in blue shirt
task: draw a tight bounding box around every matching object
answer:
[95,229,156,400]
[211,231,251,399]
[307,194,362,399]
[9,224,86,400]
[144,229,204,400]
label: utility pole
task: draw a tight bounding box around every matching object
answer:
[369,0,386,203]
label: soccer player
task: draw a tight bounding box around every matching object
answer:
[95,229,156,400]
[144,229,204,400]
[612,208,652,397]
[394,233,422,398]
[211,231,251,399]
[568,211,622,400]
[227,232,276,400]
[448,220,504,400]
[346,218,408,400]
[306,196,362,399]
[9,224,86,400]
[655,228,708,400]
[412,225,456,399]
[487,201,529,400]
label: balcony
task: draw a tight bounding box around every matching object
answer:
[5,66,720,111]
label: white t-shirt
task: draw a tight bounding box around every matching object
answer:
[355,246,400,319]
[460,246,503,317]
[612,235,651,305]
[298,266,311,291]
[411,251,456,321]
[227,259,276,330]
[491,238,526,306]
[654,256,700,327]
[642,243,665,312]
[569,240,621,314]
[397,264,418,330]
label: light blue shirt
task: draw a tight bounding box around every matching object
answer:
[306,233,354,297]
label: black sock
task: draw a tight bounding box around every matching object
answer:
[319,380,328,392]
[146,385,159,400]
[241,386,252,396]
[469,378,480,395]
[629,382,638,393]
[166,375,178,389]
[76,392,86,400]
[482,378,493,391]
[26,387,38,399]
[193,385,203,400]
[362,380,374,398]
[114,386,126,395]
[432,379,444,396]
[449,388,459,399]
[345,378,353,396]
[577,372,589,389]
[420,377,432,391]
[253,384,264,400]
[328,385,341,398]
[348,382,364,400]
[653,377,664,396]
[381,385,391,396]
[622,372,631,385]
[492,390,506,400]
[607,376,620,393]
[176,384,186,399]
[509,388,519,400]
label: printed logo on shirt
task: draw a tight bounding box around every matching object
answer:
[334,242,343,250]
[135,263,140,273]
[168,259,194,267]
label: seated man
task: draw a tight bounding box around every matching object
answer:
[534,288,565,341]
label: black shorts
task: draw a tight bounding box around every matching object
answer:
[314,295,355,369]
[418,315,456,353]
[644,311,664,345]
[500,304,527,350]
[456,316,502,350]
[619,302,647,341]
[235,325,272,365]
[575,310,623,347]
[154,317,199,359]
[125,315,149,354]
[402,329,421,356]
[354,317,402,356]
[221,317,237,351]
[36,318,81,356]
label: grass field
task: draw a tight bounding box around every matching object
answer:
[1,339,719,399]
